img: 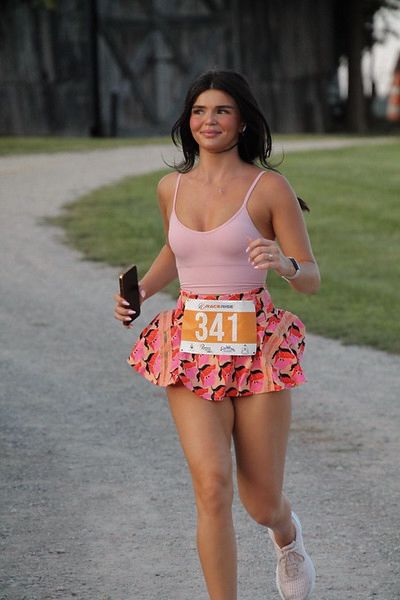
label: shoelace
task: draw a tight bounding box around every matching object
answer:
[279,549,305,578]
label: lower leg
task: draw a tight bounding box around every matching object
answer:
[233,390,315,598]
[268,494,296,548]
[196,505,237,600]
[167,386,237,600]
[233,390,295,547]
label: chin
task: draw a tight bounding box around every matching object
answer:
[202,140,237,153]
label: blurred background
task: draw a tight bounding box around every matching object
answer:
[1,0,399,138]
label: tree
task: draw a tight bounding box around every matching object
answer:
[334,0,400,132]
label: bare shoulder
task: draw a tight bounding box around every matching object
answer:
[157,171,179,205]
[258,170,298,207]
[248,170,301,236]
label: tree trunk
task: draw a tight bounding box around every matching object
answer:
[347,0,367,132]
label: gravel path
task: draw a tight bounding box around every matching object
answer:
[1,140,399,600]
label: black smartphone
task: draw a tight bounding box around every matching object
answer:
[119,265,141,323]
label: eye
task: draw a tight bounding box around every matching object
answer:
[217,108,229,114]
[191,108,203,115]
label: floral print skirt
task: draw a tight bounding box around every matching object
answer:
[127,287,306,402]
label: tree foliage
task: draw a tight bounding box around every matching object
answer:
[334,0,400,131]
[334,0,400,62]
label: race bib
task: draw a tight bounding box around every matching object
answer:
[180,299,257,355]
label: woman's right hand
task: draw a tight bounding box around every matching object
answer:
[113,293,137,329]
[114,285,147,328]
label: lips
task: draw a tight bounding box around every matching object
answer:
[201,130,221,137]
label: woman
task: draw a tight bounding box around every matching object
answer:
[114,70,320,600]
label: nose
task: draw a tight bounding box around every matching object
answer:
[204,111,217,125]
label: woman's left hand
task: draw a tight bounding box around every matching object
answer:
[246,238,296,278]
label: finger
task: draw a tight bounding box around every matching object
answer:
[247,243,276,263]
[114,308,136,320]
[114,311,126,321]
[114,293,130,307]
[121,309,136,318]
[255,255,278,269]
[139,287,146,305]
[249,249,278,269]
[115,303,135,314]
[249,247,275,266]
[118,300,131,310]
[253,259,276,270]
[245,237,274,253]
[254,260,276,270]
[255,247,275,260]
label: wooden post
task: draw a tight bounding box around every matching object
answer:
[347,0,367,132]
[89,0,103,137]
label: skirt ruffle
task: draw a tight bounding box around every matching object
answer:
[127,287,306,402]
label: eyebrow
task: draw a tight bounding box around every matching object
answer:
[192,104,236,109]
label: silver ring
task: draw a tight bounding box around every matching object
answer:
[266,253,273,259]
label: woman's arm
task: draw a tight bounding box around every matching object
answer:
[114,243,177,327]
[247,172,320,295]
[138,243,177,300]
[114,172,178,326]
[139,172,179,298]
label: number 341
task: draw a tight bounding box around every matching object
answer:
[194,311,238,342]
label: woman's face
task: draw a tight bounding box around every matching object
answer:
[189,89,243,153]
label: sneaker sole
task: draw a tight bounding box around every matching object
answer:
[275,512,316,600]
[276,556,316,600]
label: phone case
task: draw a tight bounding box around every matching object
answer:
[119,265,141,322]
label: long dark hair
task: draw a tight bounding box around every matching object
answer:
[171,70,309,212]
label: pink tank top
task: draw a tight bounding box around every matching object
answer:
[168,171,267,294]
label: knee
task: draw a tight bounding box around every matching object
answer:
[241,493,283,528]
[194,473,233,517]
[252,504,281,528]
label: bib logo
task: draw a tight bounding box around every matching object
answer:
[197,302,234,310]
[200,343,213,353]
[220,345,235,353]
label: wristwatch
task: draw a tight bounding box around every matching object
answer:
[281,257,301,282]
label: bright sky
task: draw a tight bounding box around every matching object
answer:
[369,7,400,96]
[339,7,400,98]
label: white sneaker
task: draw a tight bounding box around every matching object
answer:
[268,512,316,600]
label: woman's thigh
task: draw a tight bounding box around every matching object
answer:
[167,384,235,508]
[232,390,292,517]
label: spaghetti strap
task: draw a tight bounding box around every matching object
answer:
[242,170,265,206]
[172,173,182,211]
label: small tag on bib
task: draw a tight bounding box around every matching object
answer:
[180,299,257,355]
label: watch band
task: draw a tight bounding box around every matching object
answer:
[281,257,301,282]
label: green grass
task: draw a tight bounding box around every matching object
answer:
[0,133,378,156]
[275,142,400,353]
[0,135,170,155]
[48,142,400,354]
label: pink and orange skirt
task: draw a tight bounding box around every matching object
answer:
[127,287,306,402]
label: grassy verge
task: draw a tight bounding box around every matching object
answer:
[0,133,376,156]
[48,142,400,354]
[0,136,170,156]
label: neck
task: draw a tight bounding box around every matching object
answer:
[196,145,244,183]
